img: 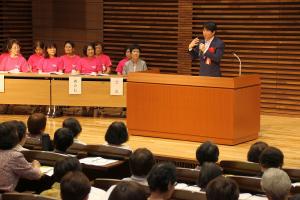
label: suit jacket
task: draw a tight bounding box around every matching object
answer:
[189,37,225,77]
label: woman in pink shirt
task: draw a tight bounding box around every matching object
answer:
[60,41,81,74]
[38,43,63,73]
[0,39,29,72]
[116,46,131,75]
[77,43,102,74]
[93,41,112,74]
[27,41,44,72]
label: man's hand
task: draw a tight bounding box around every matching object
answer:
[188,38,200,50]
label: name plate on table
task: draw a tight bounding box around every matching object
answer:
[110,77,123,96]
[0,75,4,93]
[69,76,82,94]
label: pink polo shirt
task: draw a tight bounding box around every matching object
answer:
[28,54,44,72]
[0,53,8,64]
[116,57,129,74]
[37,57,63,72]
[96,54,112,71]
[0,54,29,72]
[60,55,81,73]
[78,57,103,74]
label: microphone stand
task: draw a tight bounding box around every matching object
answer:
[232,52,242,76]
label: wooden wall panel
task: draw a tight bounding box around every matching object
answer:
[192,0,300,116]
[0,0,32,58]
[103,0,179,73]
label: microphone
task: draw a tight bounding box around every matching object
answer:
[198,41,205,57]
[232,52,242,76]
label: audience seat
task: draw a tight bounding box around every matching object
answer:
[176,167,199,185]
[220,160,261,176]
[2,193,56,200]
[81,145,132,160]
[227,175,263,194]
[172,189,206,200]
[284,168,300,182]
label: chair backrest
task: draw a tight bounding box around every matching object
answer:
[83,145,132,160]
[284,168,300,183]
[93,178,123,191]
[66,143,87,157]
[2,193,56,200]
[227,175,263,194]
[220,160,261,176]
[171,189,206,200]
[176,167,199,185]
[21,150,73,166]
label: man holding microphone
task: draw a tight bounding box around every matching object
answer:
[188,22,225,77]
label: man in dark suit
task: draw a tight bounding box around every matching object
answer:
[188,22,225,77]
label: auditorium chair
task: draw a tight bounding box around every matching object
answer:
[172,189,206,200]
[2,193,56,200]
[284,168,300,182]
[81,144,132,160]
[220,160,261,176]
[227,175,263,194]
[21,150,73,166]
[92,178,123,191]
[176,167,199,185]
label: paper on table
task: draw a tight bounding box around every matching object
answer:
[110,77,123,96]
[79,157,118,166]
[40,166,54,176]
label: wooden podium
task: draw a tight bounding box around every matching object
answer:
[127,73,260,145]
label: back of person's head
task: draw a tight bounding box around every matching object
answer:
[27,113,47,135]
[129,148,155,177]
[0,122,19,150]
[203,22,217,32]
[54,157,82,182]
[206,176,239,200]
[198,162,223,189]
[259,146,284,170]
[60,171,91,200]
[147,162,176,193]
[54,128,74,152]
[196,141,219,166]
[108,181,147,200]
[62,118,82,138]
[105,121,128,145]
[247,141,269,163]
[261,168,291,200]
[4,120,27,143]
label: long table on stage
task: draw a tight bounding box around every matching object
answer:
[127,73,261,145]
[0,73,126,107]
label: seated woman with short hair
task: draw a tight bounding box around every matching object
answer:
[62,118,86,145]
[53,128,74,154]
[104,121,130,150]
[0,122,41,192]
[195,141,219,170]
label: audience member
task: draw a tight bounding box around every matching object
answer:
[122,44,147,75]
[26,113,53,151]
[147,162,177,200]
[195,141,219,169]
[53,128,74,154]
[41,157,105,200]
[105,121,130,149]
[5,120,28,151]
[63,118,86,145]
[247,141,269,163]
[123,148,155,185]
[259,146,284,171]
[206,176,239,200]
[0,122,41,192]
[261,168,291,200]
[198,162,222,190]
[108,181,147,200]
[60,171,91,200]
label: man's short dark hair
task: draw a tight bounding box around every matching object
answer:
[203,22,217,32]
[196,141,219,166]
[198,162,222,189]
[63,118,82,138]
[27,113,47,135]
[129,148,155,177]
[247,141,268,163]
[54,157,82,182]
[60,171,91,200]
[105,121,128,145]
[206,176,239,200]
[147,162,176,193]
[108,181,147,200]
[53,128,74,152]
[0,122,19,150]
[129,44,141,53]
[259,146,284,169]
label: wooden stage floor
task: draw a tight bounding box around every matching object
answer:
[1,114,300,168]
